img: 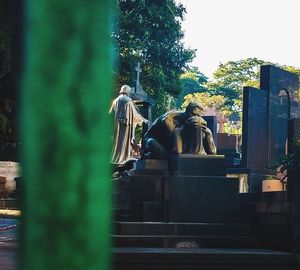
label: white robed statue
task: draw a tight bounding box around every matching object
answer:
[110,85,147,164]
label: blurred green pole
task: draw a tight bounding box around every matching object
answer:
[21,1,114,269]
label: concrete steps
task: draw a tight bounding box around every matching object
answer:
[113,247,298,270]
[114,234,258,249]
[113,222,258,249]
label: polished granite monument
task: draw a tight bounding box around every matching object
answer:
[115,102,240,223]
[242,65,300,192]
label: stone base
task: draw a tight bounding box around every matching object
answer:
[134,159,168,170]
[128,175,164,218]
[165,175,239,223]
[130,159,168,176]
[169,154,225,176]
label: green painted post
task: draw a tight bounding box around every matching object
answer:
[21,1,114,269]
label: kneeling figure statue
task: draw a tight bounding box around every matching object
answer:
[142,102,216,159]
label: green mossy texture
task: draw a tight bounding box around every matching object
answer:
[21,1,113,269]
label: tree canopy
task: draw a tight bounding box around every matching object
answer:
[176,67,207,108]
[206,58,267,106]
[182,92,225,112]
[178,58,300,117]
[115,0,195,117]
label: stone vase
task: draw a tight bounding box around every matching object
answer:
[262,179,285,192]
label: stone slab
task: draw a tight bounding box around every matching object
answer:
[242,86,268,173]
[169,154,226,176]
[164,176,239,223]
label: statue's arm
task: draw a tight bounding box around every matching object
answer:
[163,114,177,137]
[203,127,217,154]
[109,99,116,114]
[130,101,148,125]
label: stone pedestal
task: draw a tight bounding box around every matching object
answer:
[169,154,225,176]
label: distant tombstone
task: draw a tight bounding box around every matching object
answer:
[202,116,217,143]
[217,112,228,133]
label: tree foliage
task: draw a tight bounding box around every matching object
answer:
[182,92,226,112]
[176,67,207,108]
[115,0,195,117]
[206,58,300,111]
[206,58,267,104]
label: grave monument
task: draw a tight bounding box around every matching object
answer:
[242,65,300,191]
[115,101,240,224]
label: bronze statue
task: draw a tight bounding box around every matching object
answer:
[142,102,216,159]
[110,85,148,164]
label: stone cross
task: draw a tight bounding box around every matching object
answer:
[217,112,227,133]
[135,62,142,93]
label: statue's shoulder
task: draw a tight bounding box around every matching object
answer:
[120,95,132,102]
[162,111,181,120]
[162,111,183,128]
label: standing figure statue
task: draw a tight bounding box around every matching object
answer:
[142,102,216,159]
[110,85,148,164]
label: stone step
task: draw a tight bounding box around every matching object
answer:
[114,222,252,236]
[113,247,298,270]
[113,234,258,249]
[253,224,294,251]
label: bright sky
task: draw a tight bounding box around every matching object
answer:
[177,0,300,78]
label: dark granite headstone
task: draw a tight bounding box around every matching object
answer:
[241,86,269,191]
[242,66,299,191]
[202,116,217,143]
[288,118,300,253]
[242,86,268,173]
[260,65,299,167]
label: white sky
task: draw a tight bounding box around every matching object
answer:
[177,0,300,78]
